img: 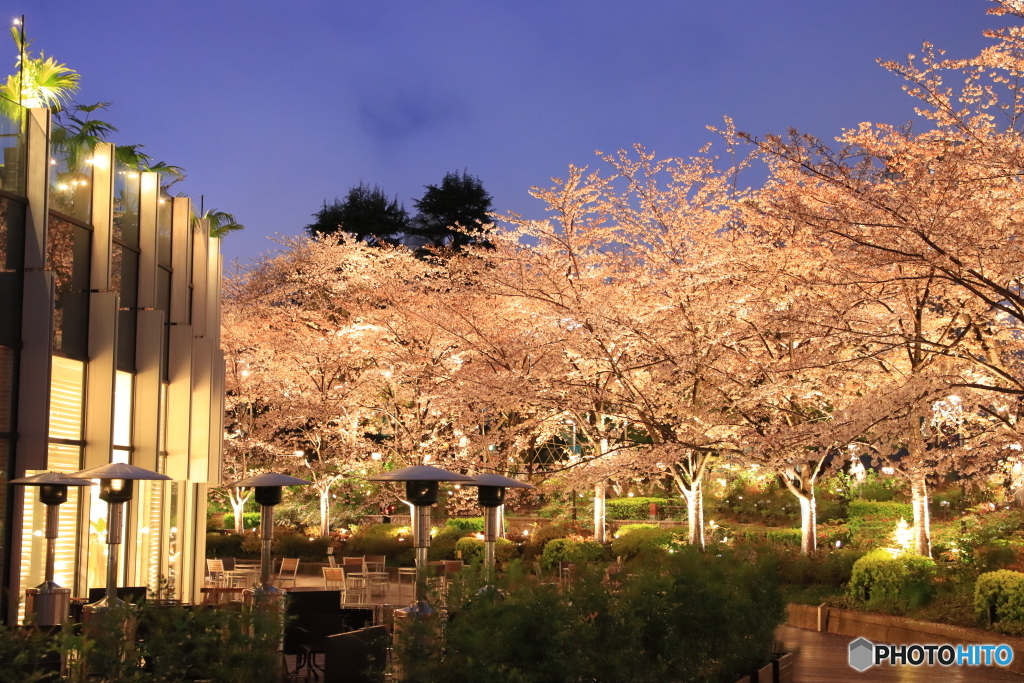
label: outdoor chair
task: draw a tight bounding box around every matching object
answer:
[323,567,345,591]
[341,556,364,571]
[277,557,300,588]
[558,561,576,584]
[340,566,368,604]
[205,559,226,587]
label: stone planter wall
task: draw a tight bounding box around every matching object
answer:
[786,603,1024,675]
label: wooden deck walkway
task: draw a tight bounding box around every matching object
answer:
[776,625,1024,682]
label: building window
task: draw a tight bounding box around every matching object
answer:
[47,215,91,359]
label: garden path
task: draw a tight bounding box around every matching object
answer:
[776,625,1024,682]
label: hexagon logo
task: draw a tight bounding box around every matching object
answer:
[849,637,875,672]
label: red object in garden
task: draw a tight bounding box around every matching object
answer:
[649,502,658,520]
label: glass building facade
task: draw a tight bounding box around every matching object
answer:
[0,107,224,622]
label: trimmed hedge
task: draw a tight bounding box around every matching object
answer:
[614,523,660,536]
[849,549,936,607]
[847,501,913,521]
[606,497,670,520]
[222,512,261,530]
[975,570,1024,625]
[446,517,485,533]
[540,539,607,569]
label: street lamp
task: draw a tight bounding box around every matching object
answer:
[469,473,534,579]
[230,472,311,599]
[367,465,475,598]
[67,463,171,616]
[10,472,94,626]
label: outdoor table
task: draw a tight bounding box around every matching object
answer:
[200,586,245,605]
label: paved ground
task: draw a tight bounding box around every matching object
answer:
[776,625,1024,683]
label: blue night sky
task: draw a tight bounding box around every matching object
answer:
[10,1,1011,266]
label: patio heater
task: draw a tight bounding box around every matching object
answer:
[470,474,534,579]
[367,466,475,600]
[230,472,311,599]
[67,463,171,616]
[10,472,94,626]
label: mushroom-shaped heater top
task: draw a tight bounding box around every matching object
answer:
[11,471,94,506]
[231,472,311,506]
[367,465,476,506]
[68,463,171,503]
[470,473,535,508]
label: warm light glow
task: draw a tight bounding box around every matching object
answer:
[110,479,125,492]
[371,452,381,460]
[474,532,485,540]
[522,529,530,536]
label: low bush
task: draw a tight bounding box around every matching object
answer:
[847,500,914,520]
[273,532,332,561]
[455,537,517,565]
[430,525,472,561]
[445,517,485,532]
[521,523,571,561]
[605,497,669,520]
[540,538,607,569]
[614,523,660,535]
[610,527,680,561]
[849,549,936,608]
[222,512,261,530]
[764,547,865,587]
[734,526,802,546]
[346,523,415,565]
[975,569,1024,626]
[398,548,786,683]
[206,532,246,558]
[8,602,282,682]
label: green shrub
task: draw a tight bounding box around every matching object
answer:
[522,523,571,561]
[606,497,669,520]
[455,537,517,565]
[446,517,485,532]
[429,526,471,561]
[540,539,607,569]
[223,512,261,530]
[8,601,282,682]
[614,523,660,536]
[849,549,936,608]
[346,523,415,565]
[206,532,246,558]
[273,532,331,561]
[611,527,680,561]
[847,501,913,521]
[765,546,865,587]
[975,570,1024,625]
[398,548,785,683]
[733,526,801,546]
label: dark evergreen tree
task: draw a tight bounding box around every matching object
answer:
[410,170,493,249]
[305,182,410,245]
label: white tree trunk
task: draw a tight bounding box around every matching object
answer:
[593,481,607,543]
[910,474,931,557]
[320,488,331,537]
[683,481,705,550]
[229,491,249,534]
[797,492,817,555]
